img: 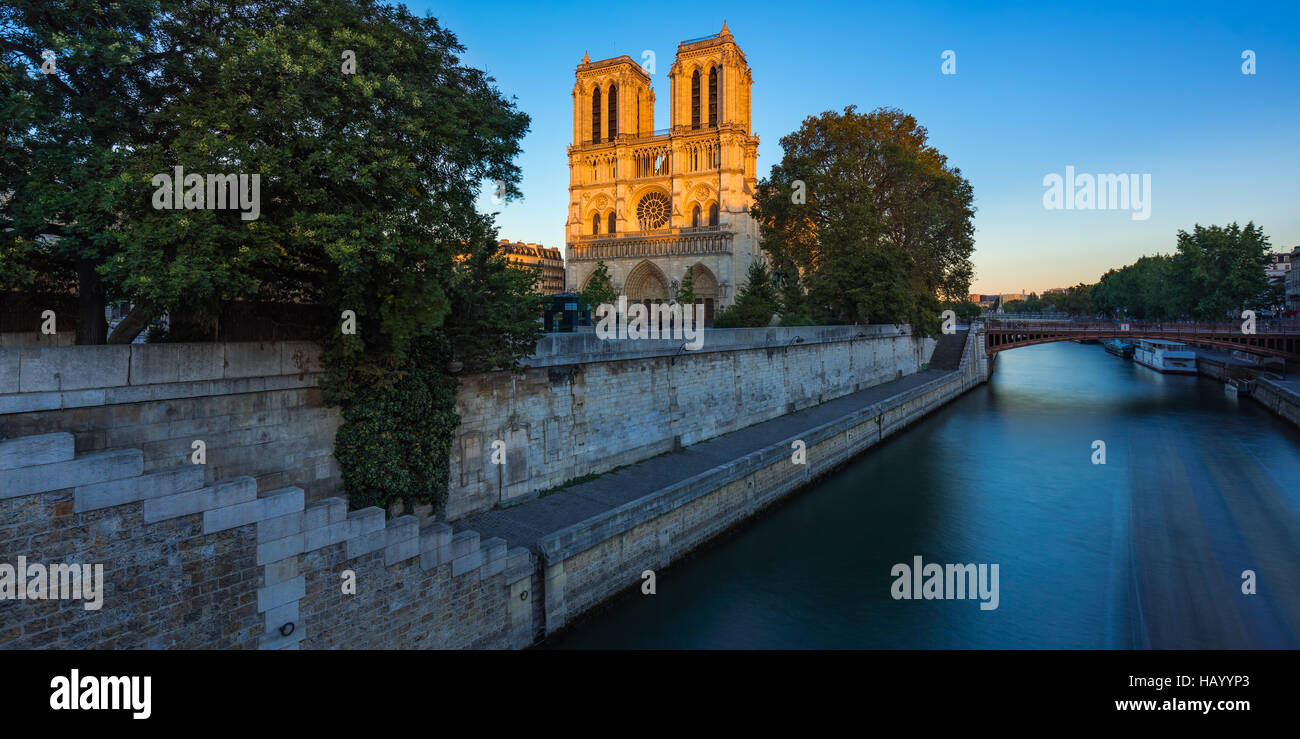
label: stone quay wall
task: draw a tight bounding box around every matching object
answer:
[1,327,934,521]
[448,325,935,518]
[1195,353,1300,430]
[537,331,989,635]
[1249,379,1300,429]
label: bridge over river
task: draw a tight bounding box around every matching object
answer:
[981,319,1300,361]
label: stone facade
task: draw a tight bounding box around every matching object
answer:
[565,22,761,320]
[0,329,934,522]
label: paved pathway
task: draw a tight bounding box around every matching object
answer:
[461,368,956,551]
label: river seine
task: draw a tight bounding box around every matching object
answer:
[548,341,1300,649]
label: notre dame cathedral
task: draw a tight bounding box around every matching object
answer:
[564,22,761,323]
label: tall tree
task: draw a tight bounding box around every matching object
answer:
[579,260,617,311]
[750,106,975,333]
[1173,222,1270,319]
[677,266,695,306]
[712,259,780,328]
[1,0,188,343]
[3,0,539,513]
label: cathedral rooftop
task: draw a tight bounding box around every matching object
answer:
[576,54,651,80]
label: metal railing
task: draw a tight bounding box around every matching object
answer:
[983,319,1300,335]
[575,225,727,242]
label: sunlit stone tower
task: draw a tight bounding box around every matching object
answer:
[564,21,761,321]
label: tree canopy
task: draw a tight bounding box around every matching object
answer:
[3,0,540,514]
[750,106,975,334]
[1091,223,1271,320]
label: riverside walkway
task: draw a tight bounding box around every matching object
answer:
[462,366,956,551]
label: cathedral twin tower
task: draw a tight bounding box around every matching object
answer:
[565,22,761,322]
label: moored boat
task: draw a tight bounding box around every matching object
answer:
[1133,338,1196,374]
[1104,338,1134,358]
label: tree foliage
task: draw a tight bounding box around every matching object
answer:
[677,266,695,306]
[750,106,975,335]
[1,0,190,342]
[579,260,617,311]
[711,259,780,328]
[1091,223,1271,320]
[3,0,540,514]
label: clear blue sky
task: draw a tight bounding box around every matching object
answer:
[413,0,1299,295]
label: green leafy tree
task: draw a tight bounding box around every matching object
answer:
[580,260,618,312]
[750,106,975,333]
[1090,224,1269,321]
[678,266,696,306]
[1173,222,1270,319]
[1052,283,1097,316]
[712,259,780,328]
[945,300,982,321]
[1,0,188,342]
[3,0,539,513]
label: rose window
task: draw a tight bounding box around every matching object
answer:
[636,192,671,230]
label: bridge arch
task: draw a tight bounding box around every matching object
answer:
[981,321,1299,361]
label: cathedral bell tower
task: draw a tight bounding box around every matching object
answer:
[565,23,761,323]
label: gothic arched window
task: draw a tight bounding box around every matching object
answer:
[708,67,718,127]
[708,203,719,227]
[607,211,616,234]
[691,205,701,228]
[591,87,602,144]
[607,84,618,139]
[691,70,701,129]
[592,212,600,235]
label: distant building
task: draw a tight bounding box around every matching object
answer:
[1267,251,1292,283]
[1286,246,1300,312]
[1042,287,1067,295]
[969,294,1001,309]
[499,240,566,294]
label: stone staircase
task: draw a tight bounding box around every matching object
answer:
[927,329,969,371]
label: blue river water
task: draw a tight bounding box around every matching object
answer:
[547,341,1300,649]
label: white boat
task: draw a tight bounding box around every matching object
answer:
[1132,339,1197,374]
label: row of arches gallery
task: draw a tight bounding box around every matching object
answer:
[582,260,720,324]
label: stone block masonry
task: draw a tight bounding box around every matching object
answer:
[1251,378,1300,429]
[0,341,342,503]
[0,433,536,649]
